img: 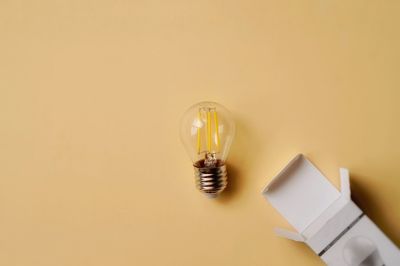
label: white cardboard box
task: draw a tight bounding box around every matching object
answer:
[262,154,400,266]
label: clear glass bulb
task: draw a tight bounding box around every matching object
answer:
[180,101,235,198]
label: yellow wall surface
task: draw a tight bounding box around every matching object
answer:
[1,1,399,265]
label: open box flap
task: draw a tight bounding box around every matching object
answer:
[302,167,353,239]
[262,154,341,233]
[274,227,305,242]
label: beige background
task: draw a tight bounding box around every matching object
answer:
[1,1,400,265]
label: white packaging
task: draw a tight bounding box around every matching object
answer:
[262,154,400,266]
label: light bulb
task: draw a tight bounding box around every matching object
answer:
[180,101,235,198]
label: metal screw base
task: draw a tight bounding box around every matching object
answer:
[193,162,227,198]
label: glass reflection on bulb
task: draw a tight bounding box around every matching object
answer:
[180,101,235,198]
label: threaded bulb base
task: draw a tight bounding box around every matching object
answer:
[193,160,227,198]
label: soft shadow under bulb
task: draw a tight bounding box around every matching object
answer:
[180,101,235,198]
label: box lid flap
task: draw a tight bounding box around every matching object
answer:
[262,154,341,232]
